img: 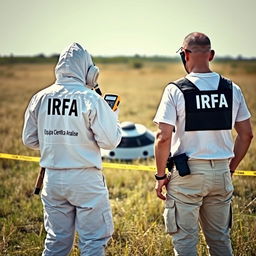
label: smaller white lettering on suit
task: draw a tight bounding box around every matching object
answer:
[195,94,228,109]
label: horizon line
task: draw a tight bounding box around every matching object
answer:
[1,53,256,60]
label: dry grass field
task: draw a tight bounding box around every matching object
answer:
[0,60,255,255]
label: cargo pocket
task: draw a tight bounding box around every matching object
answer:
[223,172,234,193]
[171,173,204,196]
[163,199,178,234]
[102,209,114,237]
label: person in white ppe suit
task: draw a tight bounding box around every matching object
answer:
[22,43,122,256]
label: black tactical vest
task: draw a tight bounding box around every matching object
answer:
[172,76,233,131]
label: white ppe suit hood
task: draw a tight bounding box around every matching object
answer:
[55,43,94,86]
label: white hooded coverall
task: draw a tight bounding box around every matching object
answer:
[22,43,122,256]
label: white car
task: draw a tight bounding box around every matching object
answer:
[101,122,155,160]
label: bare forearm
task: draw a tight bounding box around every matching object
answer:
[154,123,173,175]
[154,123,173,200]
[155,138,171,176]
[230,134,253,171]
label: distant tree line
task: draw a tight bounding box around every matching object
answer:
[0,54,255,65]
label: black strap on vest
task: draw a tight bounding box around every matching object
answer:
[171,76,233,131]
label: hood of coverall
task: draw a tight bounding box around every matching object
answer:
[55,42,94,86]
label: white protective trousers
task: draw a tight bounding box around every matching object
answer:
[41,168,113,256]
[164,159,234,256]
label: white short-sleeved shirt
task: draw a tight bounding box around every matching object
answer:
[153,72,251,159]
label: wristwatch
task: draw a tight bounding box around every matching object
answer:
[154,173,167,180]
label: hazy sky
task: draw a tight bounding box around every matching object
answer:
[1,0,256,57]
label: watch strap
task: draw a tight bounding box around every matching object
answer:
[155,173,167,180]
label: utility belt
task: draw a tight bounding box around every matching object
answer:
[166,154,230,177]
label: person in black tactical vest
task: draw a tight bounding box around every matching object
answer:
[153,32,253,256]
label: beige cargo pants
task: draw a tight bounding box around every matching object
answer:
[41,168,113,256]
[164,159,233,256]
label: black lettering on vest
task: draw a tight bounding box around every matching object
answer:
[47,98,78,116]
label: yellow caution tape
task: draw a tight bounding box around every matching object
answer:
[103,162,155,171]
[232,170,256,176]
[0,153,40,162]
[0,153,255,176]
[0,153,155,171]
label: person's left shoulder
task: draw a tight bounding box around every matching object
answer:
[225,78,242,94]
[230,80,241,91]
[220,75,242,92]
[221,77,246,105]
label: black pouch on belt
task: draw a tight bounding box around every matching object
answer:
[172,153,191,177]
[166,154,174,172]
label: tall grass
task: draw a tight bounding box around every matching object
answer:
[0,61,255,255]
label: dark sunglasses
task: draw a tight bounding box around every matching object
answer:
[176,47,192,54]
